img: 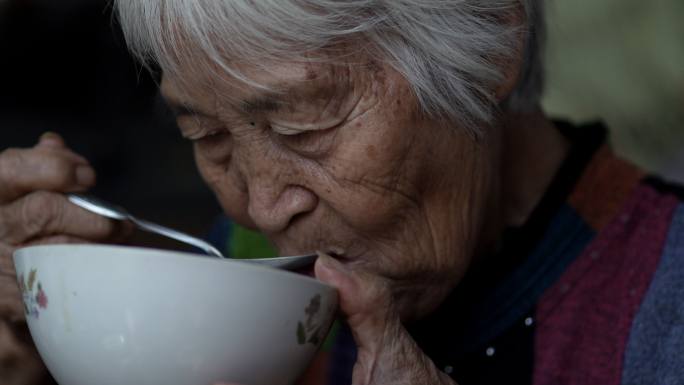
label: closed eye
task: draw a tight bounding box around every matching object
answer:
[193,130,229,143]
[270,124,308,136]
[192,130,233,164]
[273,124,339,157]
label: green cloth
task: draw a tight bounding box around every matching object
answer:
[228,222,279,259]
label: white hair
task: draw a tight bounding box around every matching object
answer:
[115,0,545,131]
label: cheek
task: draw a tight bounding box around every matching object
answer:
[319,128,423,236]
[194,149,257,229]
[315,98,425,238]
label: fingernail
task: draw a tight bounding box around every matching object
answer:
[38,132,65,147]
[75,166,96,186]
[317,251,353,277]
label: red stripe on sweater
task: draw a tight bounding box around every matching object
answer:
[533,184,679,385]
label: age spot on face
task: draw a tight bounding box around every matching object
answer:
[366,145,378,160]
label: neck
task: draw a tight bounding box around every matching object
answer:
[501,106,572,228]
[477,106,572,260]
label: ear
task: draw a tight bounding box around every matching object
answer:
[494,1,527,102]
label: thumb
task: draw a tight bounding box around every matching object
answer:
[314,252,405,381]
[314,252,455,385]
[314,251,400,346]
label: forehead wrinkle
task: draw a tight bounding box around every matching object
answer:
[240,90,293,114]
[223,78,333,116]
[161,75,219,119]
[229,60,342,110]
[165,57,351,121]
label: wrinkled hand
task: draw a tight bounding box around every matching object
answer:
[312,253,456,385]
[0,133,133,322]
[215,252,456,385]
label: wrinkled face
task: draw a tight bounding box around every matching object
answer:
[161,55,499,322]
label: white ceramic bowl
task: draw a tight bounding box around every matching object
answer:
[14,244,337,385]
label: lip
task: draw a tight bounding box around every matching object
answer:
[320,251,356,266]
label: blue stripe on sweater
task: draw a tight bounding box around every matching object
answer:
[446,203,596,356]
[622,203,684,384]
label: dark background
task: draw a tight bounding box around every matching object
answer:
[0,0,223,250]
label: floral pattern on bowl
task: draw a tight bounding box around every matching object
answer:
[296,293,335,346]
[18,268,48,319]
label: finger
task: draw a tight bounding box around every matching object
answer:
[0,238,23,321]
[0,191,134,246]
[315,252,403,383]
[0,319,51,384]
[24,234,100,247]
[36,132,67,149]
[315,252,454,385]
[0,142,95,205]
[314,252,400,353]
[0,263,24,322]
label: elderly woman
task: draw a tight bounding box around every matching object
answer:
[1,0,683,384]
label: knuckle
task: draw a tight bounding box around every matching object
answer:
[0,296,24,321]
[49,157,78,188]
[20,191,61,236]
[0,148,25,184]
[0,148,81,193]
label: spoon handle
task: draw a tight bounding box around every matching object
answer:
[128,216,225,258]
[66,193,225,259]
[238,253,319,270]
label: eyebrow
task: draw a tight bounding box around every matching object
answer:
[160,85,302,118]
[240,84,308,114]
[241,95,285,113]
[160,97,212,119]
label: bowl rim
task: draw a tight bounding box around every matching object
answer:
[13,244,335,290]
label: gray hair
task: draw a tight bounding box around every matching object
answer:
[116,0,545,131]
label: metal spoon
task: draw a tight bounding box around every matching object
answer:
[65,193,318,271]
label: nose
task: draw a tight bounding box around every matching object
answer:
[248,184,319,233]
[231,135,319,234]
